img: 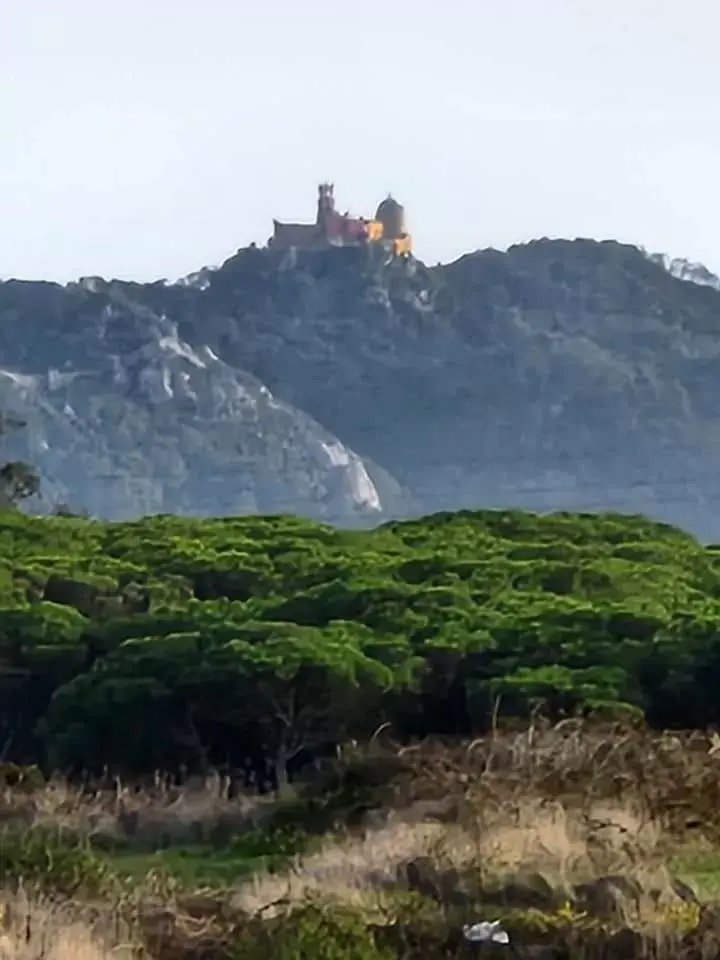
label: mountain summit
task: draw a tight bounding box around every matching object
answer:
[2,239,720,537]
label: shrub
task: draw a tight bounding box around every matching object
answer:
[0,828,115,896]
[235,900,392,960]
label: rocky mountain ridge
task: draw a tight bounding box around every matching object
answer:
[644,251,720,292]
[2,238,720,536]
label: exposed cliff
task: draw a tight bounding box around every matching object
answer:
[2,239,720,535]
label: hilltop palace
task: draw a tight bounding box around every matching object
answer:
[268,183,412,257]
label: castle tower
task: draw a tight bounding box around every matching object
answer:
[375,194,405,240]
[316,183,336,228]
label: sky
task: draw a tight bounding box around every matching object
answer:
[1,0,719,282]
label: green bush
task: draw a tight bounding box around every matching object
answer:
[235,901,392,960]
[0,828,116,896]
[0,763,44,790]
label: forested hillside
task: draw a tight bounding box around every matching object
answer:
[5,241,720,533]
[3,508,720,780]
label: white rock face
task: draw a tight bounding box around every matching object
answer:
[321,441,382,511]
[646,251,720,291]
[0,313,396,521]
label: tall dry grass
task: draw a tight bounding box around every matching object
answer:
[3,720,720,956]
[232,796,676,916]
[0,770,273,849]
[0,892,138,959]
[235,719,720,917]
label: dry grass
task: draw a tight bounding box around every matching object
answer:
[232,796,678,918]
[233,819,448,912]
[0,891,138,959]
[0,771,273,849]
[234,719,720,923]
[5,721,720,957]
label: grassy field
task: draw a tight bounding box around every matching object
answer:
[100,828,308,889]
[4,722,720,958]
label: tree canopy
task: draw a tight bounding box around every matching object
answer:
[1,507,720,776]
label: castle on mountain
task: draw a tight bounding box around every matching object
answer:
[268,183,412,256]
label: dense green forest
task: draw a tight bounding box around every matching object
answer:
[2,507,720,780]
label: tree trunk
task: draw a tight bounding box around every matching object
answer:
[275,742,290,795]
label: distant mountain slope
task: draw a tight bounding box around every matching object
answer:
[2,239,720,536]
[0,281,407,521]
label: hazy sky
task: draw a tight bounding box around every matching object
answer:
[2,0,719,282]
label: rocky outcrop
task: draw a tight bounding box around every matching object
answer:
[645,250,720,292]
[0,285,407,521]
[3,239,720,533]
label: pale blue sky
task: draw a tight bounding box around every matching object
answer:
[2,0,718,282]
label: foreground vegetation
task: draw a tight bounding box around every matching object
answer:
[5,506,720,954]
[4,724,720,958]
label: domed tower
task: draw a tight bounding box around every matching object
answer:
[375,194,405,241]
